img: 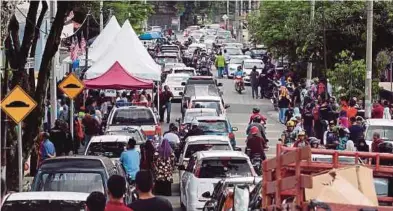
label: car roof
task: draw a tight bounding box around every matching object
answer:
[185,135,231,143]
[191,95,222,101]
[185,84,220,97]
[166,73,191,78]
[185,108,218,114]
[189,43,206,48]
[366,119,393,126]
[196,150,248,159]
[113,105,152,111]
[5,192,89,201]
[196,116,227,121]
[230,55,251,59]
[172,66,195,70]
[89,135,131,143]
[244,59,263,63]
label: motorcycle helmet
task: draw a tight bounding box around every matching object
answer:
[298,130,306,137]
[250,126,259,135]
[286,121,295,127]
[252,108,260,113]
[309,137,320,146]
[191,119,199,126]
[253,116,262,123]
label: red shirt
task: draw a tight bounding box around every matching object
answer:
[371,139,383,152]
[372,104,384,119]
[105,201,132,211]
[249,113,267,124]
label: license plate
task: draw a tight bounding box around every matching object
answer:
[175,87,183,91]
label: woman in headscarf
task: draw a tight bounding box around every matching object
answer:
[153,138,175,196]
[345,140,356,151]
[140,140,156,171]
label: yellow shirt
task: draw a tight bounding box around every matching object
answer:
[215,55,226,67]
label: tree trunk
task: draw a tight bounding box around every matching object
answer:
[5,1,73,191]
[5,15,20,70]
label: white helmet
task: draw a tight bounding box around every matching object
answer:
[191,119,199,126]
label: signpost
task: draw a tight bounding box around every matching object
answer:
[0,85,37,192]
[58,73,85,141]
[222,14,229,30]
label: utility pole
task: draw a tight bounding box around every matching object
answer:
[99,0,103,32]
[365,0,373,119]
[85,12,90,76]
[235,0,239,42]
[49,0,57,128]
[248,0,252,13]
[307,0,315,83]
[226,0,229,30]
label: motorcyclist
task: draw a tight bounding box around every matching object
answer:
[293,131,310,147]
[249,108,267,124]
[246,116,268,144]
[234,65,244,77]
[309,137,323,149]
[279,121,296,146]
[183,119,204,140]
[246,126,266,161]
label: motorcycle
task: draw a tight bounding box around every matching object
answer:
[245,148,263,176]
[199,66,212,76]
[234,75,245,94]
[266,79,280,111]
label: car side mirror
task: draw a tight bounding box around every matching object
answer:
[181,82,186,86]
[232,127,238,131]
[202,191,211,198]
[217,82,223,87]
[224,104,230,109]
[178,165,186,171]
[234,147,242,151]
[179,92,184,96]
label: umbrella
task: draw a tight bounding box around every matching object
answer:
[139,31,162,40]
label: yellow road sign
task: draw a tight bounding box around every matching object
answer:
[1,85,37,124]
[58,73,85,99]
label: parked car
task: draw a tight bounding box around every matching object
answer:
[194,116,238,148]
[163,73,191,100]
[242,59,264,86]
[1,192,88,211]
[179,151,257,210]
[364,119,393,149]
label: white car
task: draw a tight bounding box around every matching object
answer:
[364,118,393,150]
[163,62,186,73]
[223,42,243,49]
[182,108,219,124]
[180,150,257,210]
[188,95,229,116]
[186,43,207,58]
[170,67,197,76]
[84,134,146,162]
[227,55,251,78]
[164,73,191,100]
[242,59,264,85]
[1,191,89,210]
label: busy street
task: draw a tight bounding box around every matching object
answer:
[1,1,393,211]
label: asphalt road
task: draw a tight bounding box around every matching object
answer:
[162,71,284,210]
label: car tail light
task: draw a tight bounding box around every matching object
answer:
[194,163,201,177]
[229,132,235,140]
[155,124,162,135]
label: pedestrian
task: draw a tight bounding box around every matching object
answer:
[278,86,290,124]
[159,85,174,123]
[371,132,383,153]
[82,109,100,146]
[153,138,175,196]
[338,110,349,128]
[60,121,73,155]
[105,175,132,211]
[140,140,155,171]
[163,125,180,150]
[128,170,173,211]
[120,138,140,183]
[73,116,84,154]
[337,127,349,150]
[215,52,225,78]
[349,116,364,146]
[43,100,51,132]
[346,98,358,120]
[50,120,68,155]
[302,103,314,137]
[86,191,106,211]
[249,66,259,99]
[40,132,55,163]
[58,100,69,122]
[357,138,370,152]
[383,100,391,119]
[372,100,384,119]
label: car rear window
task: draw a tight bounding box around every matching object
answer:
[198,159,252,178]
[185,144,231,158]
[87,142,126,158]
[111,109,155,125]
[36,172,104,193]
[184,111,217,123]
[174,69,195,76]
[198,120,228,133]
[191,101,221,114]
[365,125,393,141]
[2,200,86,211]
[187,79,215,85]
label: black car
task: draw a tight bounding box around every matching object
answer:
[31,156,135,204]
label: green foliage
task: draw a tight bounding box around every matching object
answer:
[326,50,366,99]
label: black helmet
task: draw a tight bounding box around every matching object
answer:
[252,108,260,113]
[379,142,393,153]
[253,115,262,123]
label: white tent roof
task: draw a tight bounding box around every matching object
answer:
[85,20,161,81]
[89,16,121,62]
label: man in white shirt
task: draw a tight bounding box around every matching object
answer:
[163,126,180,146]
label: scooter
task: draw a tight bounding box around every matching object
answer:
[234,75,245,94]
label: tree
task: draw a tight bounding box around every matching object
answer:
[3,1,74,190]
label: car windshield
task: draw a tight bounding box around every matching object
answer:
[244,62,263,69]
[251,49,267,55]
[191,101,221,113]
[198,159,252,178]
[230,58,247,64]
[173,69,195,76]
[225,48,242,55]
[205,35,216,41]
[2,200,86,211]
[185,144,231,158]
[312,156,358,164]
[374,178,389,196]
[86,142,126,158]
[156,57,177,64]
[166,75,190,83]
[111,109,155,125]
[36,172,104,193]
[365,125,393,140]
[198,120,228,133]
[184,111,217,123]
[161,46,178,51]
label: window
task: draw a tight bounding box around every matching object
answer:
[2,200,86,211]
[374,178,389,196]
[184,111,217,123]
[87,142,126,158]
[112,109,155,125]
[198,159,252,178]
[186,156,196,172]
[173,70,195,76]
[191,101,221,114]
[225,48,242,55]
[244,62,264,69]
[185,144,231,158]
[251,49,267,55]
[37,172,104,193]
[166,75,190,83]
[198,120,228,133]
[365,126,393,141]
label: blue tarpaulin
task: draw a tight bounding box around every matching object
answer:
[139,31,162,40]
